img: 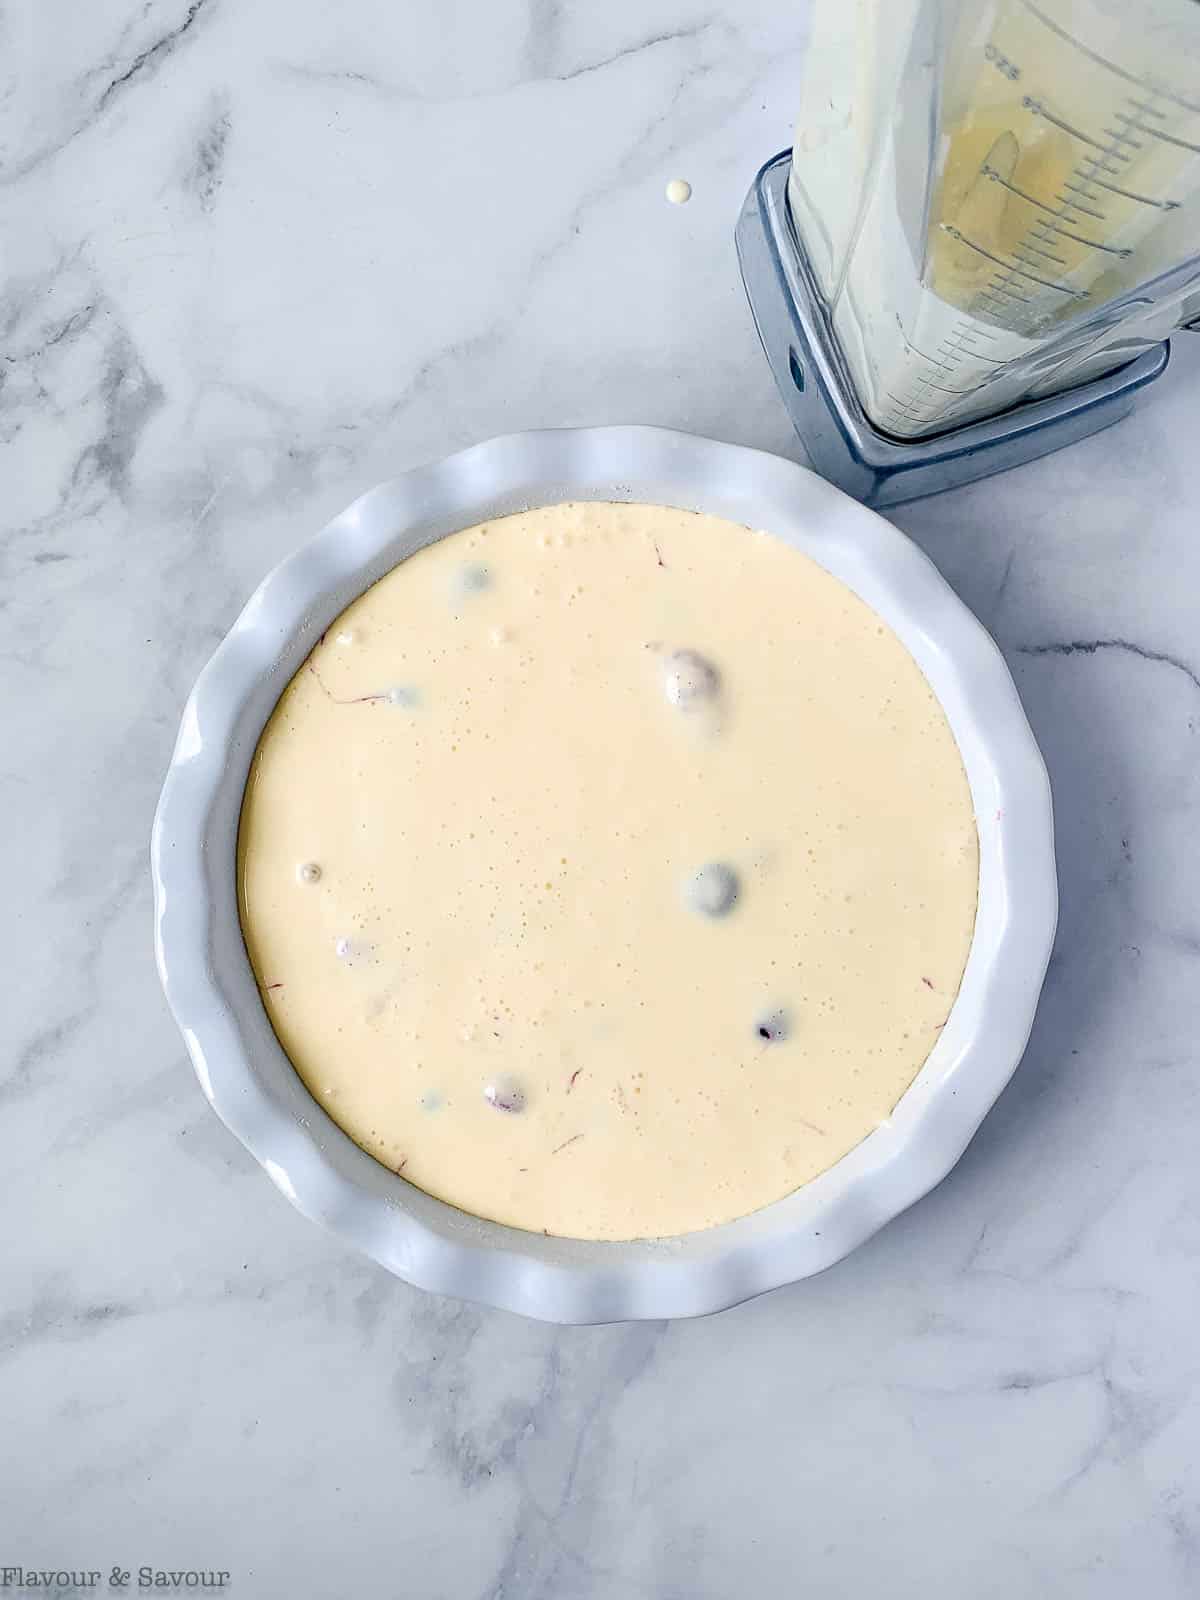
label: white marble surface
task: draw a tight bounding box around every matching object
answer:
[4,2,1200,1594]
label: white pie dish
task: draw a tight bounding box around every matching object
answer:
[151,426,1056,1323]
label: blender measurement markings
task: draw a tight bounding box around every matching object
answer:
[883,28,1195,436]
[985,281,1034,303]
[935,69,1145,423]
[1132,122,1200,156]
[1023,98,1132,163]
[887,55,1126,427]
[1055,186,1107,219]
[909,324,1000,414]
[1019,0,1200,116]
[900,376,978,396]
[1040,219,1133,256]
[1101,125,1144,151]
[1066,172,1180,210]
[945,333,1006,365]
[941,225,1084,294]
[1015,238,1068,266]
[900,343,958,374]
[986,164,1084,222]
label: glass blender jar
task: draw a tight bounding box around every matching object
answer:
[738,0,1200,504]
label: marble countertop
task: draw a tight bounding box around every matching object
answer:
[5,2,1200,1594]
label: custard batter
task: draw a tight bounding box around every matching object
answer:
[238,502,978,1240]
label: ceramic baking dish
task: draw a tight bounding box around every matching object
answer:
[151,426,1056,1323]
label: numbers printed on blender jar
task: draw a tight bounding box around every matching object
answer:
[984,42,1021,81]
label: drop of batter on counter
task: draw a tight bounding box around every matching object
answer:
[663,649,720,710]
[297,861,322,885]
[484,1075,526,1113]
[665,178,692,205]
[756,1008,791,1043]
[686,862,740,918]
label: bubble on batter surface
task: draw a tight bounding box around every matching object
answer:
[334,935,373,968]
[452,562,491,602]
[663,649,720,710]
[484,1075,526,1113]
[297,861,322,885]
[685,862,740,918]
[755,1008,791,1043]
[386,684,420,707]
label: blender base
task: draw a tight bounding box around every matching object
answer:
[736,152,1170,508]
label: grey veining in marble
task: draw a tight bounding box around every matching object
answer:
[3,1,1199,1595]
